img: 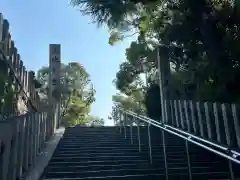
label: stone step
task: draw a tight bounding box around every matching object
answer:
[43,173,164,180]
[43,168,162,179]
[41,126,238,180]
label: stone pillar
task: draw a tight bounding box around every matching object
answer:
[0,20,11,115]
[49,44,61,132]
[0,122,12,180]
[10,41,15,65]
[9,41,16,114]
[0,13,3,41]
[23,114,30,172]
[6,34,14,115]
[15,54,21,114]
[24,70,28,99]
[19,60,25,114]
[22,66,26,111]
[39,113,43,150]
[16,54,20,77]
[27,72,33,111]
[2,20,9,56]
[19,60,23,86]
[43,112,47,143]
[16,115,26,178]
[6,33,11,58]
[32,113,37,165]
[7,118,20,180]
[28,113,34,167]
[12,49,17,91]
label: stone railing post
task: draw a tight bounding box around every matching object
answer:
[0,122,13,180]
[35,112,40,156]
[16,115,26,178]
[6,118,20,180]
[15,53,21,114]
[0,13,3,41]
[23,114,30,172]
[39,113,43,151]
[43,112,47,143]
[28,113,34,167]
[32,112,37,165]
[24,70,28,106]
[231,104,240,148]
[2,19,9,56]
[27,72,32,111]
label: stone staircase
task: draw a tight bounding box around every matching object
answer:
[40,126,240,180]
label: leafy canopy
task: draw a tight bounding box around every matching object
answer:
[37,62,96,127]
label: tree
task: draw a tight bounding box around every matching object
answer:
[112,88,147,125]
[37,62,96,127]
[145,83,161,120]
[86,115,105,126]
[70,0,158,45]
[72,0,240,126]
[62,94,91,127]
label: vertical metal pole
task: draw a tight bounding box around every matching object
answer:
[124,113,127,139]
[130,122,133,144]
[157,47,166,123]
[157,47,169,179]
[145,69,148,89]
[162,130,168,180]
[137,119,141,152]
[114,109,117,131]
[228,160,235,180]
[185,140,192,180]
[120,112,122,134]
[148,120,152,164]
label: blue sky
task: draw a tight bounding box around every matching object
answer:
[0,0,135,125]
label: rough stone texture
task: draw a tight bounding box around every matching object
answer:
[24,127,65,180]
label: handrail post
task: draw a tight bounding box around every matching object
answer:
[118,110,121,133]
[228,160,235,180]
[148,119,152,164]
[130,119,133,144]
[119,112,122,134]
[137,119,141,152]
[185,140,192,180]
[162,130,168,180]
[124,112,127,139]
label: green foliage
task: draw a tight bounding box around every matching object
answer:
[61,93,91,127]
[112,90,147,125]
[71,0,240,124]
[29,71,42,89]
[71,0,138,28]
[87,115,105,126]
[66,62,90,92]
[0,70,17,115]
[108,31,123,45]
[37,66,51,97]
[110,0,240,103]
[37,62,96,127]
[112,89,145,114]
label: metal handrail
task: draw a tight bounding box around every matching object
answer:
[117,107,240,164]
[136,112,240,157]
